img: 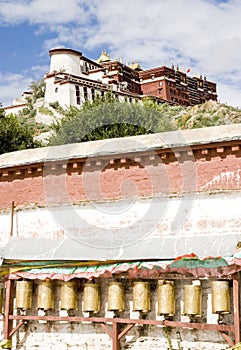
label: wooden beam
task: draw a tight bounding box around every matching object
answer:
[118,324,134,340]
[4,280,14,341]
[9,321,25,337]
[10,201,14,237]
[8,314,234,332]
[100,323,112,339]
[220,331,234,347]
[112,322,119,350]
[233,273,240,344]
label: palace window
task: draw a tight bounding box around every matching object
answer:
[75,85,80,105]
[91,88,95,101]
[83,86,88,100]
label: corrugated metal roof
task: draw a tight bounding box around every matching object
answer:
[0,124,241,169]
[1,234,239,261]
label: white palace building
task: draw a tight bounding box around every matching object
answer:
[5,47,218,118]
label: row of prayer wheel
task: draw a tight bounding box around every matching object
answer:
[13,280,231,316]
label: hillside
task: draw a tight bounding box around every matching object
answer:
[172,100,241,129]
[4,98,241,148]
[45,99,241,146]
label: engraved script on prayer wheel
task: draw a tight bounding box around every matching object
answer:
[108,282,124,312]
[133,281,150,313]
[158,280,175,316]
[37,281,54,310]
[83,283,100,313]
[211,281,230,314]
[16,280,33,310]
[60,280,77,310]
[183,281,201,317]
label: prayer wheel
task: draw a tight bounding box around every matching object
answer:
[183,281,201,317]
[83,283,100,313]
[158,280,175,316]
[0,339,12,349]
[211,281,230,314]
[37,281,54,310]
[60,281,77,310]
[16,280,32,310]
[108,282,124,312]
[133,281,150,313]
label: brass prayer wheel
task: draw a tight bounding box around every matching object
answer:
[211,281,230,314]
[83,283,100,313]
[0,339,12,349]
[16,280,33,310]
[183,281,201,317]
[133,281,150,313]
[37,281,54,310]
[158,280,175,316]
[108,282,124,312]
[60,280,77,310]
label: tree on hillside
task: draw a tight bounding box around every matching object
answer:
[0,107,38,154]
[29,79,46,103]
[48,98,176,145]
[0,104,4,117]
[19,78,46,119]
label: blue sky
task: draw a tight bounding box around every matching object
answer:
[0,0,240,107]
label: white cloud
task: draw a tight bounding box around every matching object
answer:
[0,0,89,25]
[0,0,241,107]
[0,73,32,107]
[0,65,48,107]
[218,82,241,109]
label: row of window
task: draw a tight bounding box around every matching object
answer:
[169,89,188,99]
[81,62,98,73]
[171,98,189,105]
[75,85,99,105]
[75,84,142,106]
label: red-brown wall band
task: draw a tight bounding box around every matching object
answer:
[0,142,241,210]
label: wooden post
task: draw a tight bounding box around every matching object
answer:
[10,201,14,237]
[233,273,240,344]
[112,322,120,350]
[4,279,14,348]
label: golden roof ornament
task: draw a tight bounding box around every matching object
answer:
[127,61,142,71]
[96,50,111,63]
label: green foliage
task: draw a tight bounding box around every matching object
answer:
[49,98,241,147]
[18,106,50,136]
[0,105,4,118]
[49,101,60,109]
[38,106,54,116]
[28,79,46,103]
[0,111,39,154]
[175,101,241,129]
[19,105,36,118]
[48,99,176,145]
[19,79,45,118]
[17,79,51,137]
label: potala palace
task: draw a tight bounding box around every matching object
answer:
[5,47,218,117]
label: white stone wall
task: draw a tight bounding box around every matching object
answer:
[1,191,240,257]
[50,52,81,76]
[4,104,26,115]
[88,70,104,81]
[44,76,72,108]
[44,76,56,105]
